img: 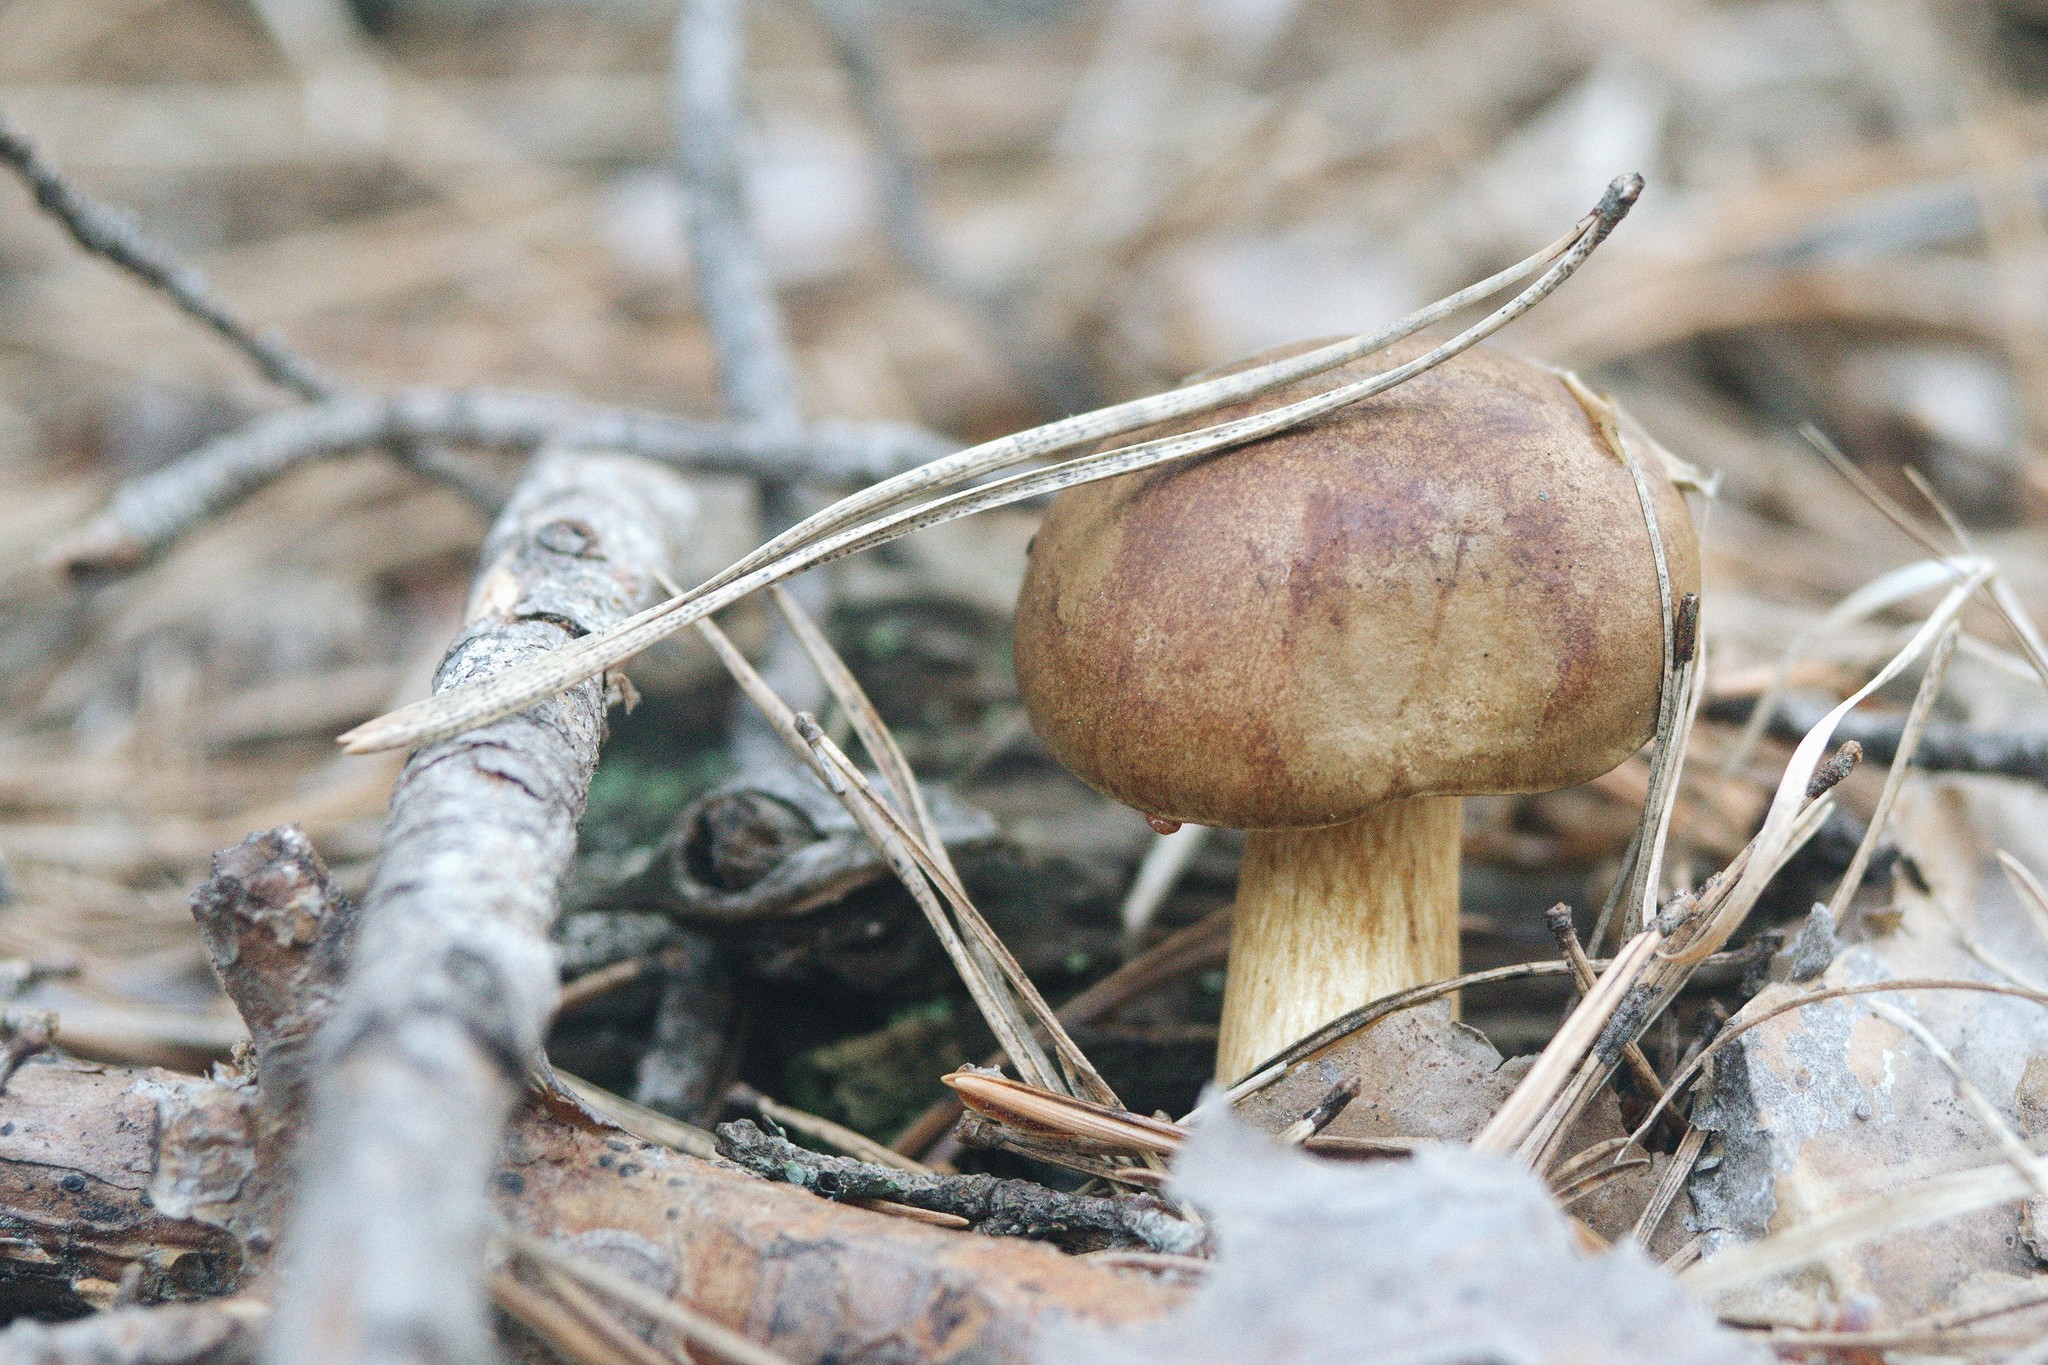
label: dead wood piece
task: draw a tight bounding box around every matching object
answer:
[0,810,1180,1365]
[188,825,354,1125]
[714,1119,1206,1256]
[599,764,997,922]
[48,389,955,578]
[265,450,696,1365]
[0,1008,55,1092]
[0,1298,265,1365]
[629,929,734,1125]
[0,1058,247,1319]
[0,1048,1181,1364]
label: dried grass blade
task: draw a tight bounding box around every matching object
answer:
[1678,568,1992,963]
[532,1267,690,1365]
[1563,372,1695,941]
[1488,795,1837,1169]
[767,583,942,858]
[491,1271,667,1365]
[1998,851,2048,949]
[552,1069,718,1160]
[946,1070,1188,1156]
[1808,426,2048,694]
[676,176,1638,611]
[338,178,1643,754]
[1523,794,1835,1167]
[1681,1159,2042,1297]
[1721,556,1982,778]
[1825,621,1961,917]
[505,1226,794,1365]
[1632,1125,1708,1245]
[1471,929,1664,1156]
[798,718,1121,1106]
[693,614,1065,1091]
[1867,999,2048,1199]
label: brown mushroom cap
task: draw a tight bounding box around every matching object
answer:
[1012,337,1702,831]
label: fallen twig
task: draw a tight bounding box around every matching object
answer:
[675,0,837,773]
[715,1119,1205,1256]
[0,112,497,528]
[265,451,696,1365]
[0,112,330,399]
[48,389,953,577]
[1707,688,2048,784]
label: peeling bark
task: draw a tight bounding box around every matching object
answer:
[266,450,699,1365]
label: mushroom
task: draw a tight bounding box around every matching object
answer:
[1012,338,1701,1081]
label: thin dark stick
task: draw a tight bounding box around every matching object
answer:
[1705,691,2048,784]
[717,1119,1204,1256]
[0,113,333,401]
[0,112,500,530]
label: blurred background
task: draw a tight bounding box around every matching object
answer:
[3,0,2048,1142]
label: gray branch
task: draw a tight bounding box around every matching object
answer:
[1707,692,2048,784]
[673,0,801,435]
[0,113,331,401]
[797,0,1090,413]
[0,1300,263,1365]
[262,451,697,1365]
[715,1119,1207,1257]
[673,0,835,772]
[46,388,954,577]
[0,112,506,525]
[630,930,736,1124]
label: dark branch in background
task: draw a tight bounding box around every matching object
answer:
[0,114,332,401]
[263,452,697,1365]
[673,0,839,773]
[715,1119,1207,1256]
[674,0,801,436]
[632,931,737,1123]
[0,113,498,512]
[798,0,970,301]
[45,387,955,576]
[797,0,1091,413]
[1705,692,2048,784]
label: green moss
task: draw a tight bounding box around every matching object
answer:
[580,749,730,854]
[784,999,977,1140]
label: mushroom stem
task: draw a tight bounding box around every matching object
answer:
[1215,796,1461,1082]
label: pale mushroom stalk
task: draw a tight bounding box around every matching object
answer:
[1221,797,1461,1082]
[1014,337,1700,1082]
